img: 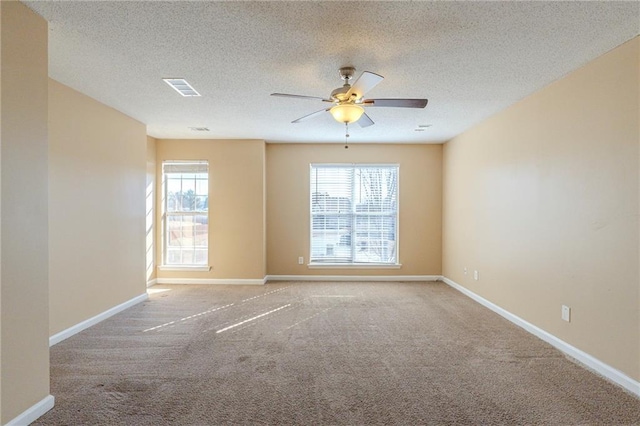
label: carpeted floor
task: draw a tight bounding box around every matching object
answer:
[34,281,640,425]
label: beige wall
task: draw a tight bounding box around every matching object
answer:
[267,144,442,276]
[147,136,156,282]
[49,79,147,336]
[155,139,266,281]
[1,3,3,418]
[0,2,50,422]
[443,37,640,380]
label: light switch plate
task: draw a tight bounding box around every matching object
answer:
[562,305,571,322]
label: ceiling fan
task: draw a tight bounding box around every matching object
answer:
[271,67,428,128]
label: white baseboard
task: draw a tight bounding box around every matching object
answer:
[152,276,441,286]
[441,276,640,398]
[153,275,442,287]
[265,275,441,282]
[6,394,55,426]
[155,278,266,285]
[49,293,148,346]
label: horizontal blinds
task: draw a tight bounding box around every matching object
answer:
[163,161,208,174]
[310,164,398,264]
[311,166,353,213]
[310,166,353,263]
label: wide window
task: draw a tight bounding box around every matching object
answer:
[310,164,398,265]
[162,161,209,266]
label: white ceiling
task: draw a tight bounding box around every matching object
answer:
[25,1,639,144]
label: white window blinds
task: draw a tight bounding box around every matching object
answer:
[310,164,398,264]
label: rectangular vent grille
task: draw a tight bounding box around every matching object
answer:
[163,78,201,97]
[189,127,210,132]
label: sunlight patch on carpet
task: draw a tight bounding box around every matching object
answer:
[143,303,235,332]
[216,304,292,334]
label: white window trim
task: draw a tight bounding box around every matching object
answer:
[161,160,210,268]
[309,163,400,267]
[307,263,402,269]
[158,265,212,272]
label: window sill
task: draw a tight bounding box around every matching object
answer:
[158,265,212,272]
[307,263,402,269]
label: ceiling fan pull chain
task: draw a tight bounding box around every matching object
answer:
[345,123,349,149]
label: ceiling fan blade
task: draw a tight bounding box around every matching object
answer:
[362,98,428,108]
[357,112,375,128]
[344,71,384,100]
[271,93,332,102]
[292,108,331,123]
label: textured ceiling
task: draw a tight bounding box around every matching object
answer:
[25,1,639,144]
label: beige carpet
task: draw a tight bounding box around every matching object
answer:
[35,281,640,425]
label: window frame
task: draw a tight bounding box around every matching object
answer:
[309,163,400,267]
[161,160,210,269]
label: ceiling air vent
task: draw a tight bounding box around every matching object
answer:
[189,127,210,132]
[163,78,201,97]
[415,124,432,131]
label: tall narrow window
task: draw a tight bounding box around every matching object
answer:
[162,161,209,266]
[310,164,398,265]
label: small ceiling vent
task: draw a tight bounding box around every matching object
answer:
[163,78,201,97]
[189,127,210,132]
[415,124,432,131]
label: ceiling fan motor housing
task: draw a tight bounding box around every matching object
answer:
[331,86,351,101]
[339,66,356,81]
[331,66,356,101]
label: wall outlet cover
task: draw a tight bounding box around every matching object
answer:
[562,305,571,322]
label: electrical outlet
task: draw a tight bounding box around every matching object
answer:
[298,256,304,265]
[562,305,571,322]
[473,270,479,281]
[463,267,467,275]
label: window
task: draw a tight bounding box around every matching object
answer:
[310,164,398,265]
[162,161,209,266]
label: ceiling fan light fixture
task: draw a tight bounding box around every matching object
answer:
[330,104,364,124]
